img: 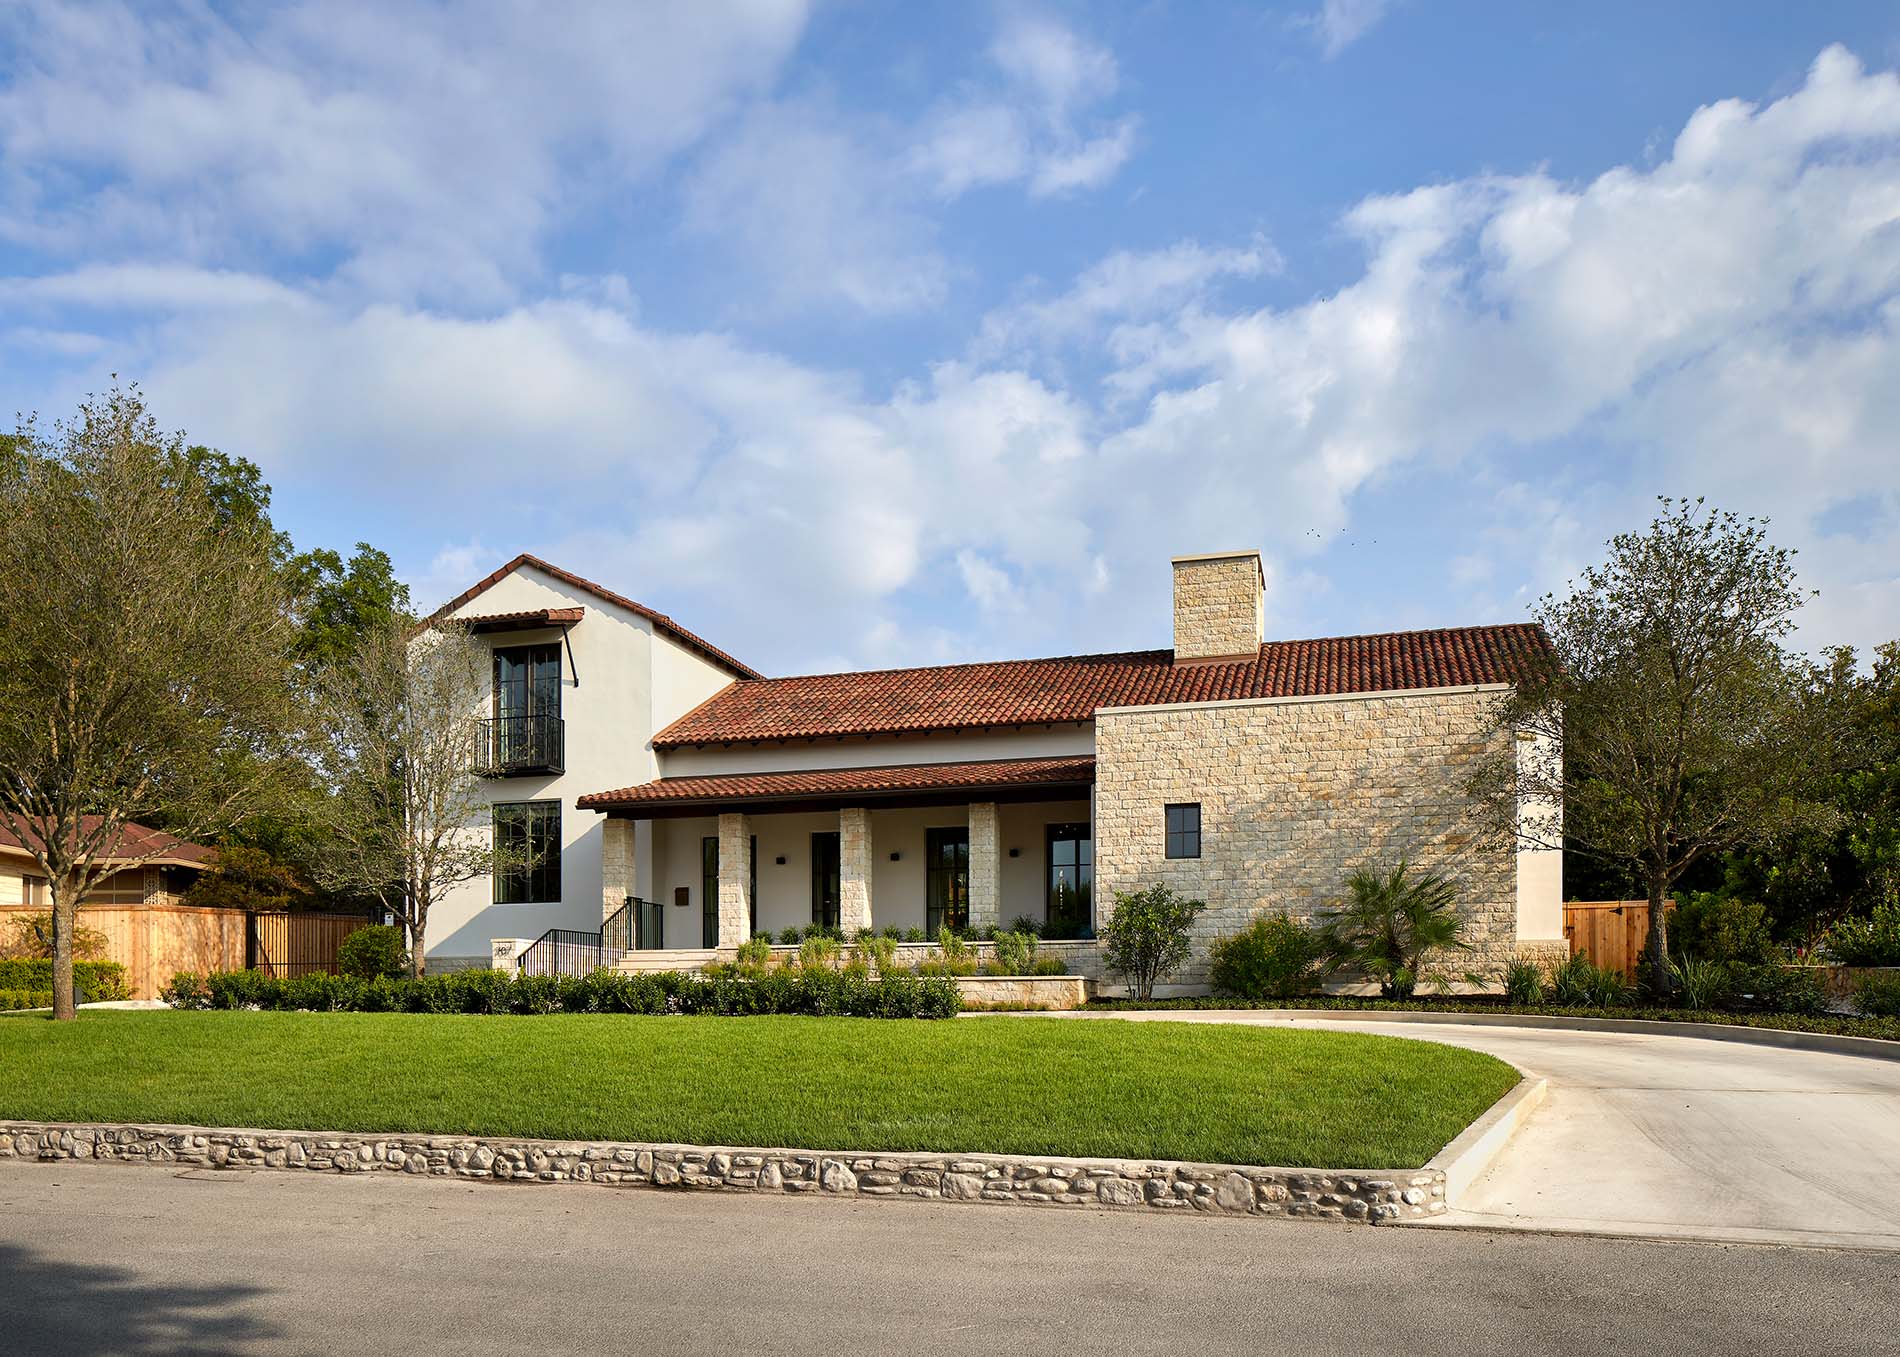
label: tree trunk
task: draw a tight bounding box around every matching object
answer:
[51,875,78,1022]
[409,913,426,979]
[1643,873,1673,997]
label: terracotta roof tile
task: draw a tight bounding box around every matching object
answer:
[577,755,1096,812]
[427,555,760,679]
[652,624,1550,747]
[0,817,216,868]
[458,606,585,632]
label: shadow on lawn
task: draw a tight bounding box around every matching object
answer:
[0,1240,284,1355]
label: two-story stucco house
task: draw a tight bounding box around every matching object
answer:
[429,549,1565,987]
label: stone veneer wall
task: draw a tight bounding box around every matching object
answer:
[1094,688,1533,987]
[0,1122,1446,1224]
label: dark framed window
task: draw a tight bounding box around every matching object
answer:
[494,800,561,903]
[493,643,560,719]
[1165,803,1201,859]
[1046,823,1092,939]
[925,827,970,936]
[811,832,841,929]
[702,835,759,946]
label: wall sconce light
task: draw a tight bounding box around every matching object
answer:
[775,855,787,866]
[889,851,902,861]
[1008,847,1020,858]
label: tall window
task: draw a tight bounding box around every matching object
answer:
[1165,803,1201,859]
[1046,823,1092,939]
[811,832,841,929]
[702,835,758,946]
[492,643,561,767]
[925,827,970,936]
[494,800,561,903]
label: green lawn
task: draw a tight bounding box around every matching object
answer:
[0,1011,1519,1168]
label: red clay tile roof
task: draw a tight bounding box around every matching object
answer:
[577,755,1097,812]
[652,624,1550,747]
[458,606,585,632]
[0,817,216,868]
[427,554,761,680]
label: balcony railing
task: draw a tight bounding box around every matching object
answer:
[474,713,565,777]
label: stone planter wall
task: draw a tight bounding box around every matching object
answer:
[0,1120,1446,1224]
[953,975,1089,1010]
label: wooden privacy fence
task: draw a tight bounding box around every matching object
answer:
[1563,900,1654,977]
[0,903,376,1000]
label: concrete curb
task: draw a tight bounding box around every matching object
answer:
[1422,1076,1548,1207]
[1062,1008,1900,1064]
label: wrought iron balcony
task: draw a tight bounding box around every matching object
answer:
[474,714,565,777]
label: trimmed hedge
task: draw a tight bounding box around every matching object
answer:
[1,989,54,1011]
[162,966,961,1019]
[0,960,130,1003]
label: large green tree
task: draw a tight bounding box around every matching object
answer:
[0,387,300,1018]
[1473,499,1834,992]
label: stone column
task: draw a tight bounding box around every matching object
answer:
[717,812,752,948]
[968,802,1000,932]
[602,816,637,924]
[839,807,873,935]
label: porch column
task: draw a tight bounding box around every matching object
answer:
[839,807,873,934]
[602,816,637,924]
[968,801,1000,931]
[717,812,752,948]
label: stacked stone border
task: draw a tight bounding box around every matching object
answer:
[0,1121,1446,1224]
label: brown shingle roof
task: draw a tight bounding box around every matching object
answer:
[0,817,216,869]
[427,555,760,680]
[653,624,1550,747]
[577,755,1096,813]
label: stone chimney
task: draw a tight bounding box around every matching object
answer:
[1171,550,1265,663]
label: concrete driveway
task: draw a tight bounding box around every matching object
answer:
[1039,1010,1900,1250]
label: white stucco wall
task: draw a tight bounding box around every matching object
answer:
[1515,730,1564,943]
[425,562,743,969]
[657,724,1095,777]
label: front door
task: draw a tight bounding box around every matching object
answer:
[926,827,969,936]
[811,832,841,930]
[1046,822,1092,939]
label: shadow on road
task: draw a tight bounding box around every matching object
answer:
[0,1240,284,1354]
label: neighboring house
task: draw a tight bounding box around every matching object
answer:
[440,549,1565,987]
[0,819,214,911]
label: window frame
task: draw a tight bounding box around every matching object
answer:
[493,799,562,904]
[1164,803,1202,860]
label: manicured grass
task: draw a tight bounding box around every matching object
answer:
[0,1011,1518,1168]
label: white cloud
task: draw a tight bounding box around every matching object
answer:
[1296,0,1392,59]
[911,16,1138,200]
[0,0,811,306]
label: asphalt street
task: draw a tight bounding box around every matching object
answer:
[2,1159,1894,1356]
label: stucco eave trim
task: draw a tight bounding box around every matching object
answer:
[1094,682,1513,718]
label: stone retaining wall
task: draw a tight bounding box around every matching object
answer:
[0,1121,1446,1224]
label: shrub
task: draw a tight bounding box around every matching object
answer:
[2,912,110,961]
[336,925,409,979]
[849,934,897,975]
[1501,958,1546,1005]
[1007,915,1042,937]
[0,989,52,1010]
[879,925,901,941]
[800,923,842,942]
[734,936,774,978]
[1102,884,1204,1001]
[1547,952,1632,1008]
[1671,892,1775,964]
[919,930,977,977]
[160,971,210,1009]
[777,927,801,945]
[990,929,1038,976]
[1852,974,1900,1019]
[1731,964,1828,1016]
[1207,914,1320,1001]
[1670,955,1734,1011]
[1822,903,1900,968]
[798,936,841,971]
[902,927,925,943]
[1315,860,1469,1000]
[1028,956,1068,976]
[0,959,129,1002]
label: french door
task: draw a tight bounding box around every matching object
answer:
[811,832,841,929]
[925,827,970,936]
[1046,823,1092,939]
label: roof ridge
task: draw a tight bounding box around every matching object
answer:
[753,646,1173,687]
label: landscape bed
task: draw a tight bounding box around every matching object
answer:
[0,1011,1517,1169]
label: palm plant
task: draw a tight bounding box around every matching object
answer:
[1315,860,1469,999]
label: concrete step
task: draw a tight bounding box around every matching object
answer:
[611,949,719,974]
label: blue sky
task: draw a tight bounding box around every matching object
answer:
[3,1,1898,676]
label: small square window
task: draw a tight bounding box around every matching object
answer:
[1164,803,1201,859]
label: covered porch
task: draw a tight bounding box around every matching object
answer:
[582,756,1095,950]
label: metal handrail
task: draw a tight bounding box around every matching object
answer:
[516,897,661,977]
